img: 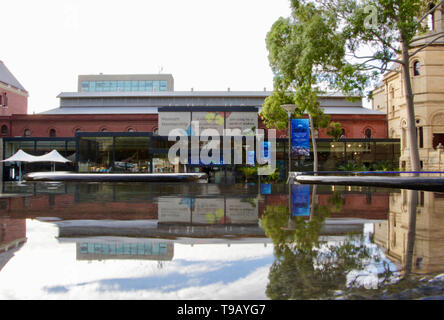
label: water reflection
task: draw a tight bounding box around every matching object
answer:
[0,181,443,299]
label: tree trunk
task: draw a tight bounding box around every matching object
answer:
[309,114,318,174]
[401,39,421,174]
[403,189,418,279]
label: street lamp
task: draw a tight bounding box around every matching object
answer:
[281,105,299,219]
[281,104,298,175]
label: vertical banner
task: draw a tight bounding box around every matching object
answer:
[291,119,310,157]
[247,150,255,165]
[292,184,310,217]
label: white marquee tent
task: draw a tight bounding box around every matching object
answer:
[1,149,71,180]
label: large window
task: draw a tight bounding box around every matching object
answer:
[114,137,151,173]
[78,137,113,173]
[80,80,169,92]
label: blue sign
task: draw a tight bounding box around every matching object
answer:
[260,183,271,195]
[292,184,310,217]
[261,141,271,161]
[291,119,310,157]
[247,150,255,165]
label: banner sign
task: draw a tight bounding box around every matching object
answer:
[291,119,310,157]
[159,111,258,137]
[292,184,310,217]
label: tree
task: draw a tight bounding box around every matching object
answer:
[264,0,444,173]
[316,0,444,172]
[260,1,367,172]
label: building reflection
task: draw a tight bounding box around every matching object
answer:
[5,182,444,272]
[373,189,444,275]
[0,216,26,272]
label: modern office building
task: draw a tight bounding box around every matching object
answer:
[0,70,399,181]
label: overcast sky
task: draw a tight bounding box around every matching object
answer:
[3,0,293,113]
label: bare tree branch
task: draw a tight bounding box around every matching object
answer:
[409,32,444,57]
[415,0,444,27]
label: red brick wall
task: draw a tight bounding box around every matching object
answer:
[0,87,28,116]
[8,114,158,137]
[259,114,388,139]
[0,217,26,250]
[1,112,387,139]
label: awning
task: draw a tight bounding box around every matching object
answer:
[36,150,71,163]
[1,149,40,162]
[1,149,72,163]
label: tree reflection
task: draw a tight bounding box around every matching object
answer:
[260,186,440,300]
[261,187,375,300]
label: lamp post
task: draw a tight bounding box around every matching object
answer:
[281,104,298,220]
[281,104,298,176]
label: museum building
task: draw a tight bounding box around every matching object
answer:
[0,65,399,182]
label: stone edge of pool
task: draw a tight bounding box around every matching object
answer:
[23,172,208,182]
[291,173,444,192]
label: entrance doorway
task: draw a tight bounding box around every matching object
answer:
[433,134,444,149]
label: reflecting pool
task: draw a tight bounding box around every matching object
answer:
[0,182,443,300]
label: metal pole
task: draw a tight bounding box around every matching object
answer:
[288,113,291,176]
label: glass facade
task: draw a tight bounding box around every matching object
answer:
[2,138,76,181]
[2,135,401,182]
[80,80,168,92]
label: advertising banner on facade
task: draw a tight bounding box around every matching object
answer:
[158,112,191,136]
[292,184,311,217]
[159,111,258,137]
[225,112,258,134]
[291,119,310,157]
[192,112,225,135]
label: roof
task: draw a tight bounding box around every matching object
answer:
[39,106,159,115]
[57,90,356,99]
[0,60,27,91]
[38,106,384,116]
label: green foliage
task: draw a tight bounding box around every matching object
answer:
[260,166,283,183]
[238,166,258,182]
[338,160,397,172]
[326,121,343,141]
[259,91,298,130]
[261,197,375,300]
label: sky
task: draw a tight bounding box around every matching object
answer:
[2,0,293,114]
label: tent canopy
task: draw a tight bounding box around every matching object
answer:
[37,150,71,163]
[1,149,72,163]
[1,149,39,162]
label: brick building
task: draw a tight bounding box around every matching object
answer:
[0,69,399,181]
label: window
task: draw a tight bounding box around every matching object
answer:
[0,92,7,107]
[49,129,56,137]
[24,129,31,137]
[413,61,421,76]
[417,126,424,148]
[365,128,372,139]
[1,125,7,135]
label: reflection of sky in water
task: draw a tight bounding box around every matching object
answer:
[0,220,273,300]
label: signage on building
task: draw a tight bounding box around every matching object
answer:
[159,111,258,136]
[158,197,258,224]
[291,119,310,157]
[158,112,191,136]
[292,184,311,217]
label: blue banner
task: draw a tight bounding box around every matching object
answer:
[261,141,270,161]
[292,184,311,217]
[291,119,310,157]
[247,150,255,165]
